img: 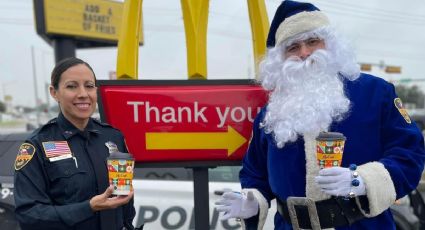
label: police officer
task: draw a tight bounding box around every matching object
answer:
[14,57,136,230]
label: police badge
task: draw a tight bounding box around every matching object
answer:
[105,141,119,153]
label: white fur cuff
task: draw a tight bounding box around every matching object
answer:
[356,162,396,217]
[241,188,269,230]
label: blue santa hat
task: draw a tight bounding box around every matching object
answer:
[266,0,330,48]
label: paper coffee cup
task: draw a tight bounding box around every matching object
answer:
[316,132,346,169]
[107,151,134,195]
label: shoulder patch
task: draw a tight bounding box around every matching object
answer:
[15,143,36,170]
[394,98,411,124]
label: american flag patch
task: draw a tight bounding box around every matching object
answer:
[42,141,72,158]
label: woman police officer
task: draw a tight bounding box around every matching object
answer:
[14,57,136,230]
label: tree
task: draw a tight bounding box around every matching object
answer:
[395,85,425,109]
[0,101,5,113]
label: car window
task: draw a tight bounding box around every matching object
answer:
[135,166,241,183]
[134,167,193,181]
[209,166,241,183]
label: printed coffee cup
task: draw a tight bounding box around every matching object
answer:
[107,151,135,195]
[316,132,346,169]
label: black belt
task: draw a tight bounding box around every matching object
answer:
[277,196,367,229]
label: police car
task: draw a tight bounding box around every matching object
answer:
[131,166,276,229]
[0,133,23,230]
[0,132,423,229]
[411,112,425,133]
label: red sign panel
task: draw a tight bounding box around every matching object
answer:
[98,80,268,163]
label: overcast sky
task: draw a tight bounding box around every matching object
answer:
[1,0,424,107]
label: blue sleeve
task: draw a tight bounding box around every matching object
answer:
[239,109,275,202]
[379,83,425,199]
[14,141,94,228]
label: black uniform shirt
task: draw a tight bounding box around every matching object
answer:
[14,113,135,230]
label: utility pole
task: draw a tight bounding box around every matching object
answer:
[1,83,5,101]
[45,83,50,113]
[31,46,41,126]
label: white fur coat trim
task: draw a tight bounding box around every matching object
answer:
[304,134,335,230]
[241,188,269,230]
[356,162,396,217]
[304,134,332,201]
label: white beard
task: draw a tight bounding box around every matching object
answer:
[261,49,351,148]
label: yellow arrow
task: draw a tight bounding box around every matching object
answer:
[146,126,246,156]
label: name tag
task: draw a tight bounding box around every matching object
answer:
[48,154,73,162]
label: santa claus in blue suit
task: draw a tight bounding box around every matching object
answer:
[215,1,425,229]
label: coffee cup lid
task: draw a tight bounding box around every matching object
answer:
[316,132,346,141]
[108,151,134,160]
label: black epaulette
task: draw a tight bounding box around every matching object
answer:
[92,118,113,128]
[39,118,58,131]
[27,118,58,139]
[92,118,122,133]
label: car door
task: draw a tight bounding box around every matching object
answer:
[132,166,276,229]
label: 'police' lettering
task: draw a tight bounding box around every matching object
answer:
[136,206,159,226]
[136,205,241,229]
[162,206,186,229]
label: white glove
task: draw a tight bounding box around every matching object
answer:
[215,191,259,220]
[315,166,366,197]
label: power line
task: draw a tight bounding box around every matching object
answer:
[266,0,425,26]
[358,48,425,60]
[352,34,424,47]
[0,6,31,10]
[143,6,181,14]
[144,24,251,40]
[325,9,425,26]
[0,19,32,25]
[315,1,425,21]
[209,11,247,21]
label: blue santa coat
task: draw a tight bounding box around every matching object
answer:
[240,73,425,229]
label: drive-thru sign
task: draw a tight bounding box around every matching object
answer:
[98,80,268,163]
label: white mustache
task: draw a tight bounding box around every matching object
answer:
[282,50,330,75]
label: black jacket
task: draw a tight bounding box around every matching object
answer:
[14,113,135,230]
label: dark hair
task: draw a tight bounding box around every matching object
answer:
[51,57,96,89]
